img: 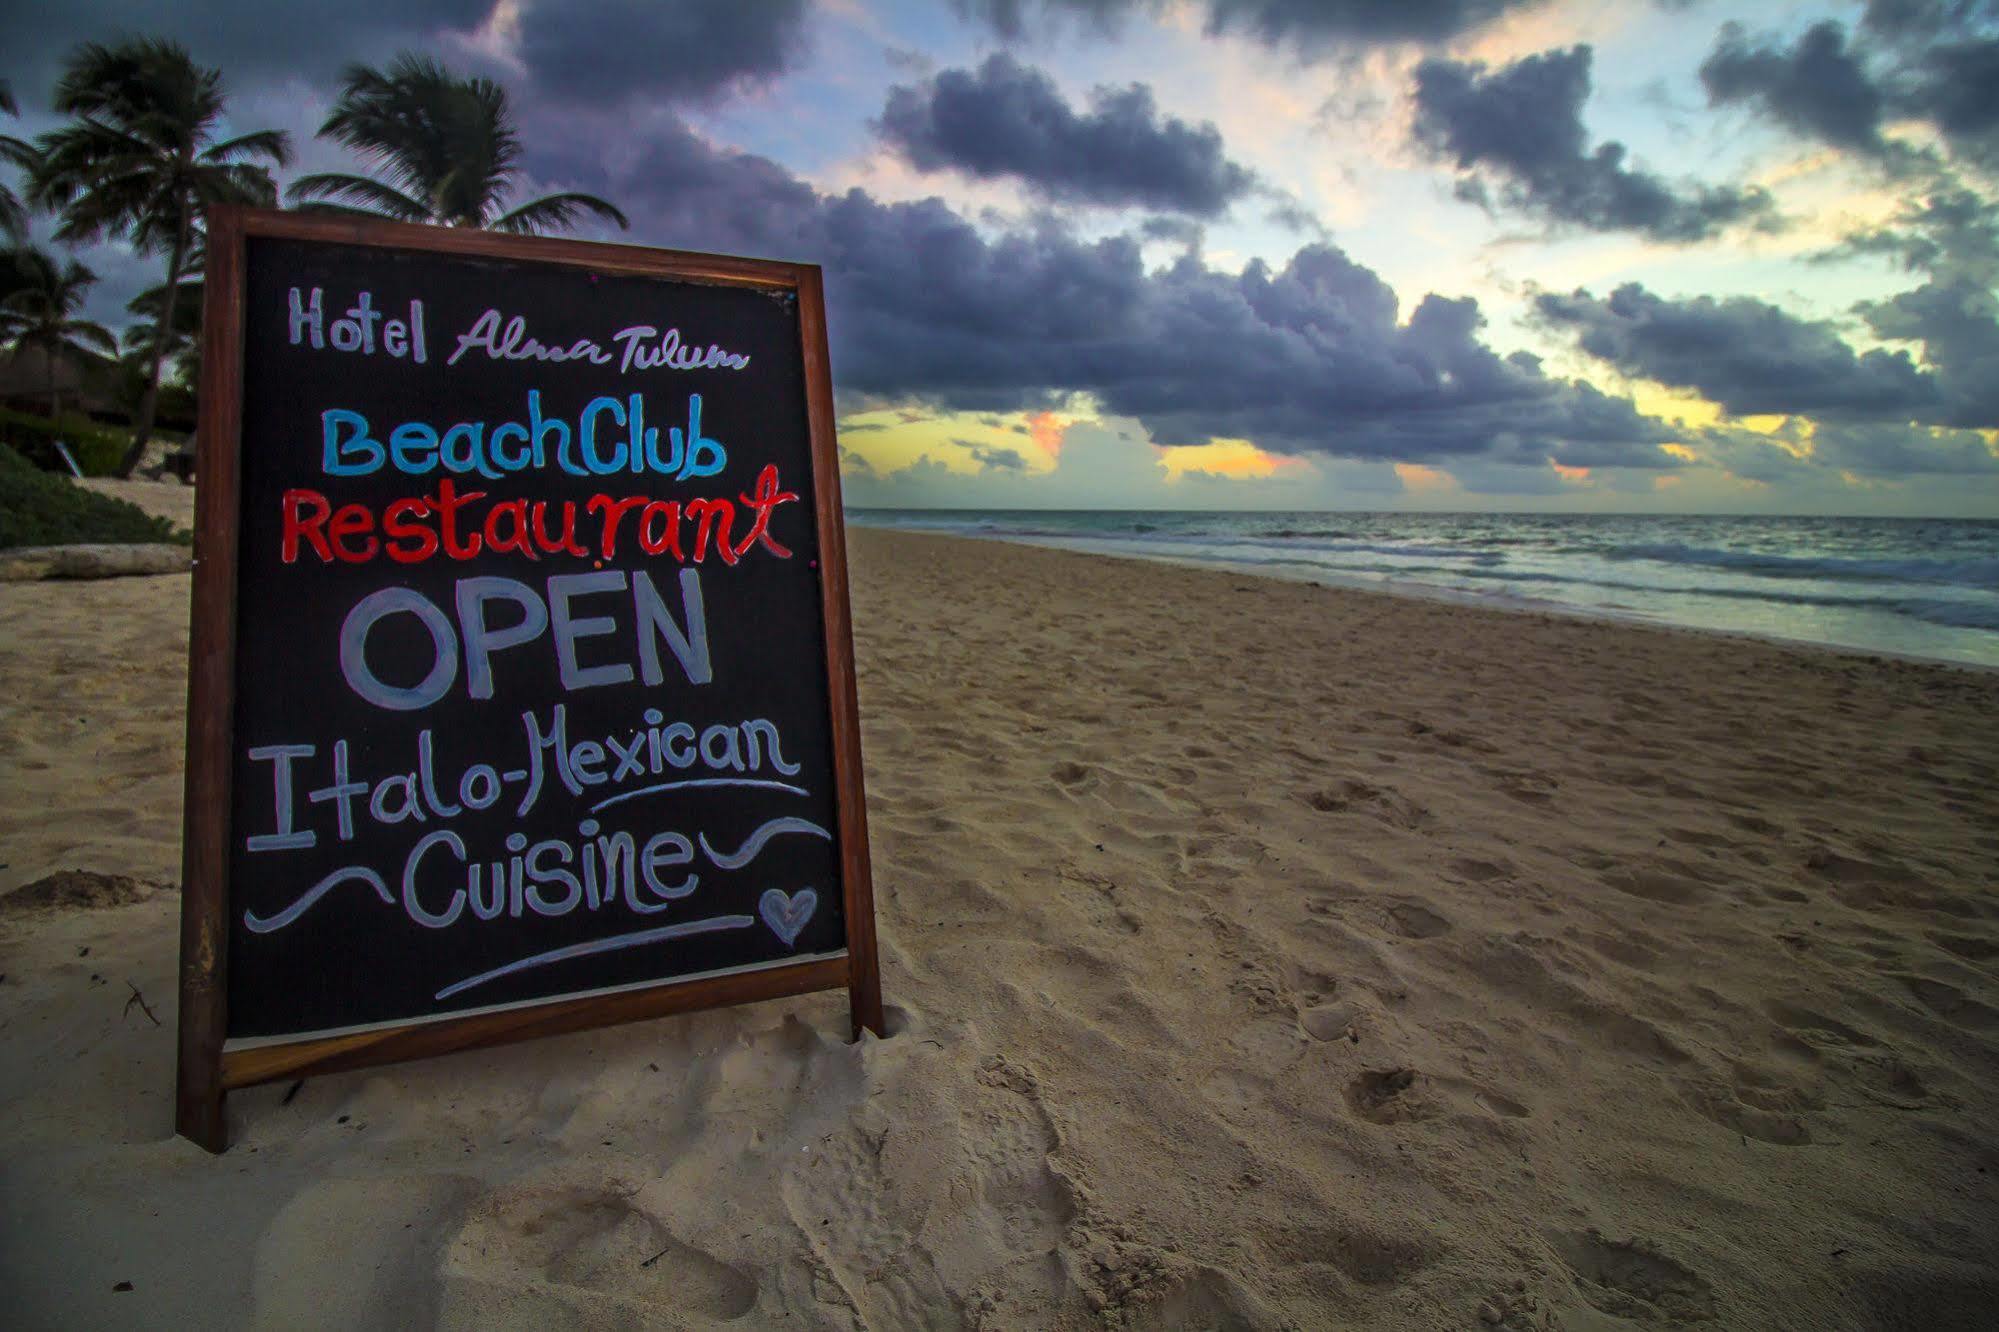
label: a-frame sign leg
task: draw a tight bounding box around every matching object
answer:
[176,207,243,1155]
[175,915,229,1153]
[848,955,885,1042]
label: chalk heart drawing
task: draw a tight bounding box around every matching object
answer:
[759,888,818,947]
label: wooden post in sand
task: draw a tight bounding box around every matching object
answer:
[177,209,884,1151]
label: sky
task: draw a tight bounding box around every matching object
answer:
[3,0,1997,515]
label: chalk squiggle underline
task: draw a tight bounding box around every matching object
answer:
[699,817,832,869]
[243,866,392,933]
[434,916,756,1000]
[590,777,809,812]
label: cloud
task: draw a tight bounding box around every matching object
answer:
[1692,417,1998,480]
[1535,283,1947,421]
[1813,420,1999,475]
[1700,21,1888,154]
[1861,0,1999,44]
[513,0,809,108]
[0,0,490,97]
[1856,277,1999,426]
[875,55,1254,215]
[1411,46,1775,242]
[959,0,1537,51]
[1699,11,1999,168]
[1199,0,1535,51]
[1897,34,1999,165]
[959,440,1032,470]
[533,115,1676,468]
[1818,187,1999,283]
[1140,215,1207,249]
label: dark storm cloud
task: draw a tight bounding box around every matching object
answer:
[1897,36,1999,160]
[1532,283,1992,427]
[1700,21,1887,153]
[1814,421,1999,474]
[1820,188,1999,282]
[1694,415,1999,481]
[1411,46,1774,242]
[959,442,1032,471]
[959,0,1536,50]
[1198,0,1533,51]
[528,117,1675,466]
[875,55,1253,215]
[1699,10,1999,167]
[0,0,491,98]
[513,0,808,107]
[1139,216,1206,248]
[1857,278,1999,426]
[1861,0,1998,43]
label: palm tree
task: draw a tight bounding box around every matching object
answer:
[1,81,39,240]
[0,246,117,427]
[287,54,628,234]
[32,39,290,475]
[124,273,203,394]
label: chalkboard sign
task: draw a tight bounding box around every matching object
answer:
[177,209,881,1151]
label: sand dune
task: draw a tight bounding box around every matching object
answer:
[3,521,1997,1329]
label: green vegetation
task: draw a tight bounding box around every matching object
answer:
[0,246,117,421]
[0,442,184,547]
[32,38,289,475]
[0,80,33,240]
[2,43,624,481]
[0,405,138,475]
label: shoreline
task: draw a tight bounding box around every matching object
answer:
[857,520,1999,675]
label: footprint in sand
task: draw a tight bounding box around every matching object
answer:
[1550,1230,1717,1324]
[1299,1000,1361,1043]
[1724,811,1779,836]
[1258,1219,1442,1287]
[1084,1255,1280,1330]
[1303,779,1431,829]
[1385,901,1451,939]
[1450,857,1513,883]
[444,1185,758,1321]
[1486,767,1559,806]
[1930,931,1999,962]
[1891,974,1999,1030]
[1051,761,1091,788]
[1605,867,1709,905]
[1472,1089,1531,1119]
[1677,1075,1813,1146]
[1764,998,1881,1052]
[1344,1068,1434,1124]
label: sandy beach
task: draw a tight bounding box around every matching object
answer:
[3,504,1997,1329]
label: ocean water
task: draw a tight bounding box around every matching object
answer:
[848,510,1999,668]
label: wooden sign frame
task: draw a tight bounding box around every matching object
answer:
[177,207,883,1153]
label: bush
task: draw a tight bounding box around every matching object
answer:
[0,407,136,476]
[0,443,188,549]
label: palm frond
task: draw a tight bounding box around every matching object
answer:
[204,127,292,167]
[494,192,631,235]
[286,172,430,221]
[60,318,118,355]
[307,52,622,235]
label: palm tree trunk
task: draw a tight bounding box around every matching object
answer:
[116,214,191,478]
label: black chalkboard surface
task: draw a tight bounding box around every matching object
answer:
[178,210,880,1150]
